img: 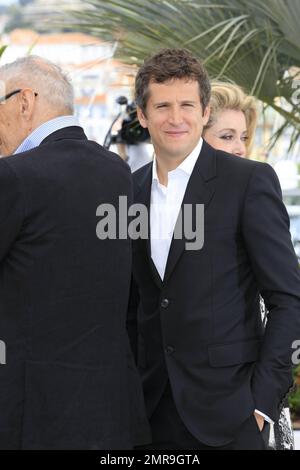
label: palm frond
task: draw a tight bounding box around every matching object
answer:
[46,0,300,152]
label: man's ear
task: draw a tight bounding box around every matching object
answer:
[18,88,36,121]
[137,106,148,129]
[202,105,210,126]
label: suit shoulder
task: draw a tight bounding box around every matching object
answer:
[215,149,256,168]
[215,149,272,177]
[88,141,131,174]
[244,160,282,196]
[3,139,131,175]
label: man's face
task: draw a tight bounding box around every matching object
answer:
[0,86,25,157]
[137,78,209,161]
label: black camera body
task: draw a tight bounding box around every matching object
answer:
[116,102,150,145]
[104,97,150,149]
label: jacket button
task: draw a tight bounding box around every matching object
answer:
[165,346,175,355]
[161,298,169,308]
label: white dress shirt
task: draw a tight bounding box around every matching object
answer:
[150,138,203,280]
[150,137,273,426]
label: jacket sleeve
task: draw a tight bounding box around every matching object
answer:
[242,162,300,421]
[0,159,24,262]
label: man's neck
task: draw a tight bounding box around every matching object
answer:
[13,115,79,155]
[155,154,187,186]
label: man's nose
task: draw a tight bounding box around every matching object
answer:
[168,106,183,126]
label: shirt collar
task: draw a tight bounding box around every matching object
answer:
[14,115,81,155]
[152,137,203,184]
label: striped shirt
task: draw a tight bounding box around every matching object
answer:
[14,115,81,154]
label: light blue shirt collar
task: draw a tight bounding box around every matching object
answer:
[14,115,81,154]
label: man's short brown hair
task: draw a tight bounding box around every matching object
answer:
[135,48,211,115]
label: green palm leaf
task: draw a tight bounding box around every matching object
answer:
[55,0,300,151]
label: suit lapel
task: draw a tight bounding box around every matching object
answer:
[133,141,217,288]
[134,164,163,289]
[163,141,217,283]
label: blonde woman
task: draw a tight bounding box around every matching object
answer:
[203,81,294,450]
[203,81,257,157]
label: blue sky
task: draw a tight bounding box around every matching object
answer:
[0,0,17,6]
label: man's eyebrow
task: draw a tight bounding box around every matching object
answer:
[153,101,170,106]
[181,99,197,103]
[153,99,197,105]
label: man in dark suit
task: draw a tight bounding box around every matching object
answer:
[128,48,300,450]
[0,55,149,449]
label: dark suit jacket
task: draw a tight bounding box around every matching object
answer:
[128,140,300,446]
[0,126,150,449]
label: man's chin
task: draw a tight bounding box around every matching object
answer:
[166,144,194,160]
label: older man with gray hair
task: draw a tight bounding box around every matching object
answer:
[0,56,150,449]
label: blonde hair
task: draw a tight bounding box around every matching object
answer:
[204,81,257,154]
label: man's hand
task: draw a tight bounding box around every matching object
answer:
[254,412,264,431]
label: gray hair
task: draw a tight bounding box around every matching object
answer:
[0,55,74,114]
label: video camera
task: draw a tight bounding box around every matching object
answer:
[103,96,150,149]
